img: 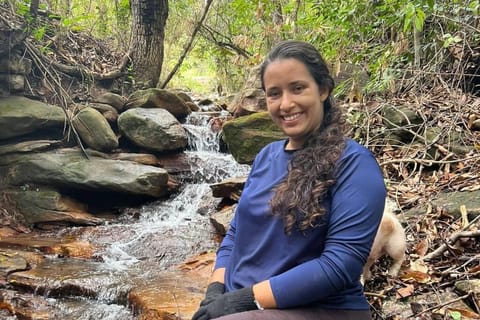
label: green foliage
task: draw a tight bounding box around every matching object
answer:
[10,0,478,96]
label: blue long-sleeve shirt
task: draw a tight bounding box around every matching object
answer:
[214,139,386,310]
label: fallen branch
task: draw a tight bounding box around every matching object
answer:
[422,214,480,261]
[407,293,471,318]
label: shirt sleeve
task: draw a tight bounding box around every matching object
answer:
[269,149,386,308]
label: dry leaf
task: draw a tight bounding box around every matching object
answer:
[401,270,432,283]
[414,238,429,257]
[396,284,415,299]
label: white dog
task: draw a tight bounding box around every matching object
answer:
[363,198,407,282]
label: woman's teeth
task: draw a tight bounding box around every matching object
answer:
[283,113,301,121]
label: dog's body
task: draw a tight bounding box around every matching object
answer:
[363,198,406,281]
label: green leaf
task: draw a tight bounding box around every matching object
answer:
[449,310,461,320]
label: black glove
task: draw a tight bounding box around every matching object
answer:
[199,282,225,307]
[191,287,257,320]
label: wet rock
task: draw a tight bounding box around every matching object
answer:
[0,235,96,259]
[210,177,246,200]
[86,149,160,166]
[0,251,28,277]
[8,259,126,299]
[0,289,56,320]
[129,252,215,320]
[210,205,235,236]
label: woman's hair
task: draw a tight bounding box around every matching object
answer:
[260,40,346,234]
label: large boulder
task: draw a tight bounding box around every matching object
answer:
[0,148,170,197]
[118,108,188,152]
[0,96,66,140]
[221,111,285,164]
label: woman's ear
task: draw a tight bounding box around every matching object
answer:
[319,88,329,102]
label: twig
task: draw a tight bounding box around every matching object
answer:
[407,293,471,318]
[422,214,480,261]
[364,292,388,299]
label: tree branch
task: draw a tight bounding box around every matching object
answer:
[200,25,252,58]
[159,0,214,89]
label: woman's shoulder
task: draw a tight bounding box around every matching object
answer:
[341,138,374,159]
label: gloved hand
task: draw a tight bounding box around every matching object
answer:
[191,287,257,320]
[199,282,225,307]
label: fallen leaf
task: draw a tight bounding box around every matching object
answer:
[397,284,415,299]
[400,270,432,283]
[414,238,429,257]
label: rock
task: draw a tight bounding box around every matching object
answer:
[0,74,24,92]
[405,190,480,218]
[0,235,96,259]
[0,289,56,320]
[72,107,119,152]
[0,56,32,74]
[8,259,124,299]
[92,91,127,111]
[229,65,266,116]
[77,102,119,124]
[0,148,170,197]
[129,252,215,320]
[0,140,62,156]
[125,88,191,119]
[0,96,66,140]
[0,251,28,278]
[210,205,235,236]
[222,111,285,164]
[210,176,246,200]
[186,101,200,112]
[381,104,423,141]
[85,149,160,166]
[455,279,480,309]
[0,188,103,227]
[118,108,188,152]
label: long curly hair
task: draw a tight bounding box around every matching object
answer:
[260,40,346,234]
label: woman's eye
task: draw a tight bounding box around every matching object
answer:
[267,90,280,98]
[293,85,304,93]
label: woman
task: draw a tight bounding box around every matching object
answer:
[192,40,386,320]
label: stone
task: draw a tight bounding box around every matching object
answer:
[0,74,24,92]
[125,88,191,119]
[72,107,119,152]
[92,91,127,111]
[210,176,246,200]
[222,111,285,164]
[118,108,188,152]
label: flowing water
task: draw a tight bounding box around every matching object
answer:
[41,112,250,319]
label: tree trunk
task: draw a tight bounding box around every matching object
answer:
[130,0,168,88]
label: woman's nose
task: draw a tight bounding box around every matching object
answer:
[280,93,294,111]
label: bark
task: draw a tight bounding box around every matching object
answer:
[130,0,168,88]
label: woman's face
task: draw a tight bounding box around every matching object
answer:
[263,58,328,150]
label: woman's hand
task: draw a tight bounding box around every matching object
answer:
[191,287,257,320]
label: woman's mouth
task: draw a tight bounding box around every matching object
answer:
[282,113,302,121]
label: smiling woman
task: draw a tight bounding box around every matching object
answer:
[192,40,387,320]
[262,58,328,150]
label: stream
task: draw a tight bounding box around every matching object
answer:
[21,111,250,319]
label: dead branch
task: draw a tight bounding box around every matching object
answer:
[422,214,480,261]
[199,25,252,58]
[159,0,214,89]
[33,46,131,81]
[25,41,89,159]
[407,293,472,318]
